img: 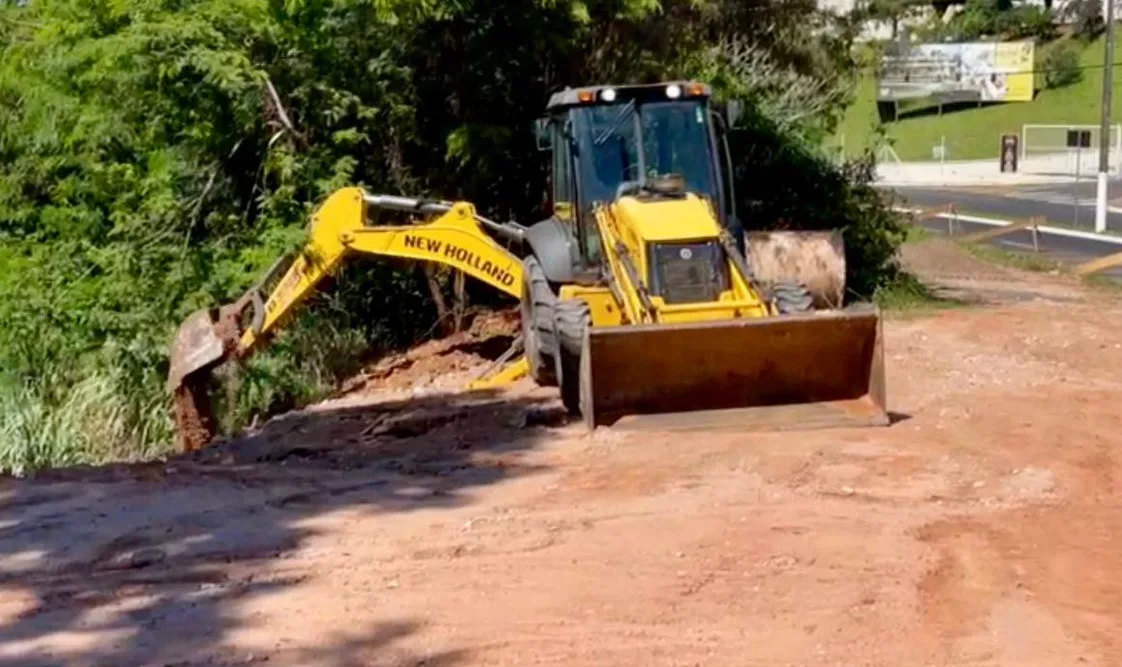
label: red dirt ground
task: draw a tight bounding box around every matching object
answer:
[1,239,1120,667]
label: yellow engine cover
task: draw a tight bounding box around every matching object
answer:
[596,193,770,325]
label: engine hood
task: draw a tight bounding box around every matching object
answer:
[610,193,722,243]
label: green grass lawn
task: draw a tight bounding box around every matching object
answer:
[833,35,1122,162]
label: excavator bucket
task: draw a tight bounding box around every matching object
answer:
[166,309,229,452]
[167,295,257,451]
[579,305,887,432]
[167,291,258,394]
[167,309,226,393]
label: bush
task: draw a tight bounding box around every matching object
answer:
[938,0,1055,41]
[726,107,906,299]
[1044,44,1082,89]
[0,366,171,477]
[997,5,1055,40]
[696,37,905,299]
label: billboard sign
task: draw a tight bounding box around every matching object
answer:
[878,41,1035,105]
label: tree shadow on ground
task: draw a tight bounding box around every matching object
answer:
[0,387,567,666]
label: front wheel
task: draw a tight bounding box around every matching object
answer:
[521,257,558,386]
[553,299,590,416]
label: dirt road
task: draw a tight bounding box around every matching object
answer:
[2,239,1121,666]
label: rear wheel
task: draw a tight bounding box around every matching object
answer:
[769,280,814,314]
[521,257,558,386]
[554,299,590,416]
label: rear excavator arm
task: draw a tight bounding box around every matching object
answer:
[168,187,529,451]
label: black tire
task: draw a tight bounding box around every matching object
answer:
[769,280,814,315]
[521,257,558,386]
[553,299,590,416]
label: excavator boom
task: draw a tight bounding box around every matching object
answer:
[167,188,527,450]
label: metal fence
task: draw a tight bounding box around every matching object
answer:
[830,123,1122,176]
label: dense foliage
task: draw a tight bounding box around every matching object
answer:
[907,0,1054,42]
[1043,43,1082,89]
[0,0,900,473]
[1063,0,1104,40]
[856,0,928,39]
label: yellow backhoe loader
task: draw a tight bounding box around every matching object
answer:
[168,81,888,451]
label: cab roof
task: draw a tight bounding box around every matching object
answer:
[546,81,712,112]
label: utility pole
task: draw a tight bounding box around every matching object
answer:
[1096,0,1116,233]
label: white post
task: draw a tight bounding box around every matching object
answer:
[1097,171,1109,232]
[1096,2,1115,233]
[1116,124,1121,177]
[940,135,946,186]
[1075,149,1083,227]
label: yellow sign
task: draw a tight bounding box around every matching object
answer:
[994,41,1035,102]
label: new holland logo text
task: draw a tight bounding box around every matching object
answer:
[403,235,516,287]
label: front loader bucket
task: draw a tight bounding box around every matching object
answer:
[579,305,887,432]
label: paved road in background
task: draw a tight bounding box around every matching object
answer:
[912,215,1122,279]
[888,182,1122,233]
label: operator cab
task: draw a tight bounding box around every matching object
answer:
[535,81,735,274]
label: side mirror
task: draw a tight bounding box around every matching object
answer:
[533,118,552,151]
[725,100,744,129]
